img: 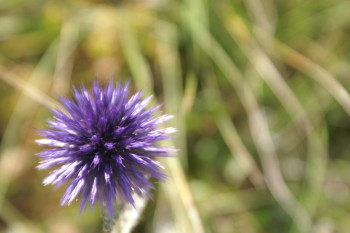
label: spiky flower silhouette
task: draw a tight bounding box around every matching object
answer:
[36,80,175,217]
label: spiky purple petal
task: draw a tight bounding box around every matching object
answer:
[36,80,174,217]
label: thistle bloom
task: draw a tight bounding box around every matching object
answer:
[36,80,175,217]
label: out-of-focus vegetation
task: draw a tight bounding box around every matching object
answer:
[1,0,350,232]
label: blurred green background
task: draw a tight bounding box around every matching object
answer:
[1,0,350,232]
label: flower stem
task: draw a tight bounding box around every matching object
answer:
[104,195,148,233]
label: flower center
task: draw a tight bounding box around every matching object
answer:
[90,135,115,152]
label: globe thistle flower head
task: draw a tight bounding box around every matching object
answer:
[36,79,175,217]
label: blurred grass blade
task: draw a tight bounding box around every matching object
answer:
[243,0,276,34]
[0,66,59,110]
[118,10,153,93]
[242,79,312,233]
[223,12,312,136]
[0,39,59,150]
[163,158,205,233]
[0,37,60,221]
[290,123,328,233]
[257,29,350,117]
[155,21,188,168]
[182,72,198,115]
[202,74,265,188]
[216,112,265,189]
[183,5,312,232]
[52,18,80,95]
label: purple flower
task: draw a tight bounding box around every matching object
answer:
[36,79,175,217]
